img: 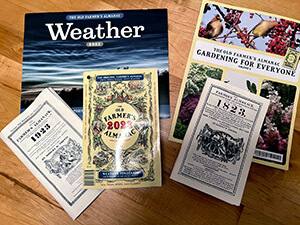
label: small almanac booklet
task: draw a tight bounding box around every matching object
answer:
[169,0,300,170]
[171,78,269,206]
[82,68,161,189]
[0,88,102,220]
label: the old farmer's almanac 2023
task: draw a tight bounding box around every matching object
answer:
[83,69,161,188]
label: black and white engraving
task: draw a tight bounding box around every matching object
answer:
[45,138,82,178]
[196,124,244,164]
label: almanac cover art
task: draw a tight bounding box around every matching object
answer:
[82,68,161,189]
[21,9,170,119]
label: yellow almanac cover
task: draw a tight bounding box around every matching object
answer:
[83,68,161,188]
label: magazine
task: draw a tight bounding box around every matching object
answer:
[0,88,102,220]
[21,9,170,119]
[169,0,300,170]
[82,69,161,189]
[171,79,269,205]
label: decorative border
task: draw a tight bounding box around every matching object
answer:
[178,84,262,195]
[8,101,86,206]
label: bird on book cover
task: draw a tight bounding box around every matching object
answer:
[248,20,278,46]
[204,14,224,39]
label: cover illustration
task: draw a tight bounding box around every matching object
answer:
[21,9,170,118]
[169,0,300,170]
[83,68,161,189]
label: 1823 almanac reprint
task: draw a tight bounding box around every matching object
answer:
[171,79,269,205]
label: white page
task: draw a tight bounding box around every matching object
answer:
[171,78,269,205]
[0,88,103,219]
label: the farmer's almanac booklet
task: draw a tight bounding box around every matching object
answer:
[0,88,102,220]
[171,79,269,205]
[169,0,300,170]
[82,68,161,189]
[21,9,170,119]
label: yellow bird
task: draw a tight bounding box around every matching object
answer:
[250,20,278,43]
[204,14,223,39]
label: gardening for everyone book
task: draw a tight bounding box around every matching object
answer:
[21,9,170,119]
[169,0,300,170]
[82,68,161,189]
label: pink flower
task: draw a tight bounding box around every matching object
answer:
[257,81,294,153]
[281,114,291,123]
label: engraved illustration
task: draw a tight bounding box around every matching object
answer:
[44,138,82,178]
[95,82,109,95]
[93,151,112,168]
[196,124,244,164]
[128,80,145,94]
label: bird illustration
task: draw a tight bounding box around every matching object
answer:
[204,14,223,39]
[249,20,278,44]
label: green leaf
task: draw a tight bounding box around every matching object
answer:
[251,83,257,94]
[246,80,251,91]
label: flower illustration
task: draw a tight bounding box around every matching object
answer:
[256,80,296,155]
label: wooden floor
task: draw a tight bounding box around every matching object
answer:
[0,0,300,224]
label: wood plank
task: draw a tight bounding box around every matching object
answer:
[0,56,22,126]
[238,206,284,225]
[241,129,300,224]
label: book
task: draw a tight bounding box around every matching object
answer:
[21,9,170,119]
[82,68,161,189]
[169,0,300,170]
[0,88,103,220]
[171,78,269,205]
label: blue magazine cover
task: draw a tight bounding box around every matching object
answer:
[21,9,170,118]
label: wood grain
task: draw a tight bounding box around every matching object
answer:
[0,0,300,224]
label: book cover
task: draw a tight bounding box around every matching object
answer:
[169,0,300,170]
[171,79,269,206]
[0,88,102,220]
[82,68,161,189]
[21,9,170,119]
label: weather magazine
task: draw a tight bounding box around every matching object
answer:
[21,9,170,119]
[169,0,300,170]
